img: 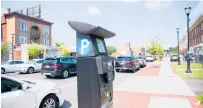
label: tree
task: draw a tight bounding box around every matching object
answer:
[107,46,117,55]
[147,37,164,55]
[60,45,70,56]
[28,43,43,59]
[1,42,9,59]
[168,46,178,54]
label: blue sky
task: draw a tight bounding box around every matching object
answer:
[1,1,203,49]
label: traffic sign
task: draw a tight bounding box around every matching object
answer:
[77,38,92,56]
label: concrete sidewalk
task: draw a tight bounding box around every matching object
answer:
[113,59,200,108]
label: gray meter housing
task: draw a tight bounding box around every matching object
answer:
[68,21,116,108]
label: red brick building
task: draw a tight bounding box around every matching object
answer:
[180,14,203,55]
[1,8,53,61]
[189,14,203,55]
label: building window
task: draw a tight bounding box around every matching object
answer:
[18,34,27,44]
[43,27,49,35]
[19,20,27,32]
[195,29,197,35]
[202,35,203,42]
[201,23,203,30]
[43,38,49,46]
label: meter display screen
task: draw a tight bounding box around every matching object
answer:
[96,38,106,53]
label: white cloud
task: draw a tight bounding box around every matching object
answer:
[144,1,171,10]
[87,6,101,15]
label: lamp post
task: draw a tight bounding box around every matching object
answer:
[176,28,181,65]
[11,34,15,60]
[185,5,192,73]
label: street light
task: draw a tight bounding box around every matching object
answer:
[184,5,192,73]
[176,28,181,65]
[11,34,15,60]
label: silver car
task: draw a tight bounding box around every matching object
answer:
[15,59,44,74]
[1,60,25,74]
[136,56,146,68]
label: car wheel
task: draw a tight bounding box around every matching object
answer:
[132,68,136,73]
[40,94,59,108]
[27,67,34,74]
[45,75,51,78]
[1,68,5,74]
[62,69,70,78]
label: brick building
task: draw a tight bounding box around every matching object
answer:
[189,14,203,55]
[1,8,53,61]
[180,14,203,55]
[112,43,146,57]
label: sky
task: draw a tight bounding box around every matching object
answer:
[1,0,203,49]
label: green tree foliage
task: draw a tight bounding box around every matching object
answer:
[1,42,9,59]
[168,47,178,54]
[196,94,203,104]
[60,47,70,56]
[147,37,164,55]
[107,46,117,55]
[28,43,43,58]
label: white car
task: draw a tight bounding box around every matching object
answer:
[1,60,25,74]
[15,59,44,74]
[146,56,154,62]
[1,75,64,108]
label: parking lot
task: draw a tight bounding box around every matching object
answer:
[3,62,153,108]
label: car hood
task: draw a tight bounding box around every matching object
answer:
[22,79,58,92]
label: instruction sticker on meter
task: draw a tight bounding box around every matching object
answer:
[77,38,92,56]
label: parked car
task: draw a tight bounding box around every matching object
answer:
[15,59,44,74]
[41,56,77,78]
[1,60,24,74]
[146,56,154,62]
[136,56,146,68]
[170,54,179,61]
[115,56,140,72]
[1,75,64,108]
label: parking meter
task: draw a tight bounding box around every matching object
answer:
[68,21,116,108]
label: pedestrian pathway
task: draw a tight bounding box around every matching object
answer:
[113,59,200,108]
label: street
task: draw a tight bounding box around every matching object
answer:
[3,62,154,108]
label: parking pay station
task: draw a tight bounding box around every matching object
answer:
[68,21,116,108]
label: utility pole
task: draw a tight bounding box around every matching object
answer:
[129,42,133,56]
[11,34,15,60]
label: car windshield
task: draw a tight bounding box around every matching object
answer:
[117,57,131,61]
[1,61,9,65]
[136,57,142,59]
[44,58,57,64]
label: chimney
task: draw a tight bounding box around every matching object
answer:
[7,8,11,14]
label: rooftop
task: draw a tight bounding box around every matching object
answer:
[3,12,53,25]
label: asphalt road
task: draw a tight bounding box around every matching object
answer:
[3,63,151,108]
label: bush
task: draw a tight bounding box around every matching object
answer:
[196,94,203,104]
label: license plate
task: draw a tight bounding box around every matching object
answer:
[43,73,51,75]
[45,65,49,68]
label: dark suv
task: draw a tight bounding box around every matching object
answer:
[115,56,140,72]
[41,56,77,78]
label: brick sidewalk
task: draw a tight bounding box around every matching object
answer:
[113,60,202,108]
